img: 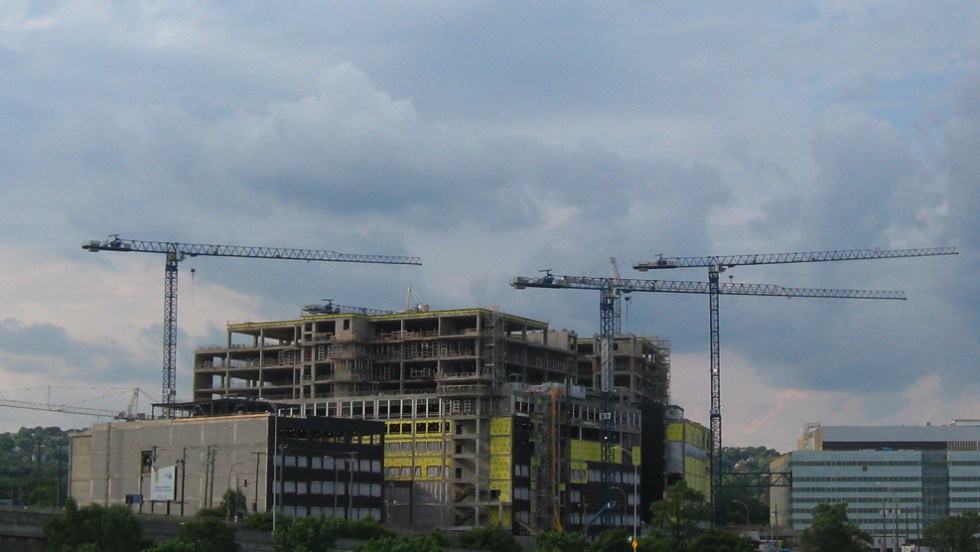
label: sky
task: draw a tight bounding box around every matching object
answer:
[0,2,977,453]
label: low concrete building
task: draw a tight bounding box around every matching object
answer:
[69,409,385,520]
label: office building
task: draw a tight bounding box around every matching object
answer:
[771,421,980,550]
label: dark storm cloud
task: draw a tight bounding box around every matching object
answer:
[0,319,146,383]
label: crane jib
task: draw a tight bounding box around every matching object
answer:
[82,238,422,265]
[634,246,958,270]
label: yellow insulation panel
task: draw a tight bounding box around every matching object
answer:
[490,417,511,435]
[489,480,512,501]
[570,440,602,462]
[490,436,512,454]
[488,506,512,525]
[666,423,684,441]
[490,455,512,480]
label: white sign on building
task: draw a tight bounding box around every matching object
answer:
[150,465,176,501]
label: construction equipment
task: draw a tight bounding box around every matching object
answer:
[0,388,151,420]
[83,235,422,407]
[512,272,907,528]
[633,246,958,526]
[302,300,397,316]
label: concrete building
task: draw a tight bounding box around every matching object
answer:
[191,306,672,533]
[771,421,980,550]
[69,405,385,520]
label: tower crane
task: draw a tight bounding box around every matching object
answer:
[512,272,906,529]
[633,246,958,526]
[0,388,151,421]
[83,235,422,407]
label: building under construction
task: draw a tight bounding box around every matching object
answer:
[192,306,671,533]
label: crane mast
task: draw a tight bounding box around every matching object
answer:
[83,235,422,407]
[634,245,957,527]
[512,272,904,529]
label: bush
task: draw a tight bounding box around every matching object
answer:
[354,531,448,552]
[43,498,153,552]
[459,524,518,551]
[691,529,755,552]
[171,516,239,552]
[532,530,590,552]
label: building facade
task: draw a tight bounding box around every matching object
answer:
[69,411,385,520]
[664,405,710,498]
[771,422,980,550]
[192,306,672,533]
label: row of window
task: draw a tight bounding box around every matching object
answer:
[387,421,452,436]
[385,466,448,478]
[386,441,447,454]
[795,487,919,494]
[792,495,918,503]
[794,476,921,483]
[795,461,921,467]
[281,506,381,520]
[279,455,382,474]
[274,481,383,497]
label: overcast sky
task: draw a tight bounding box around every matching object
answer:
[0,2,976,452]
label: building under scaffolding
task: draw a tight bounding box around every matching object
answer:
[192,307,671,534]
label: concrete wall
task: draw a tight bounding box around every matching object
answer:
[70,414,271,516]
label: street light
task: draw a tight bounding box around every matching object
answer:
[226,461,244,522]
[618,447,640,546]
[733,499,750,525]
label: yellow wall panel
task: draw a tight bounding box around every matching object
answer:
[570,440,602,462]
[490,436,511,454]
[490,417,511,435]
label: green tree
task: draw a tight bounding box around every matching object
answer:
[691,528,755,552]
[241,510,274,531]
[719,488,768,526]
[923,512,980,552]
[275,515,341,552]
[354,532,448,552]
[219,487,248,521]
[634,534,689,552]
[590,527,632,552]
[1,426,72,507]
[648,480,708,542]
[532,530,590,552]
[169,516,239,552]
[274,515,394,552]
[459,524,518,551]
[147,541,196,552]
[43,498,152,552]
[800,503,872,552]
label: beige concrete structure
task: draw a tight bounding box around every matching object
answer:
[69,413,385,520]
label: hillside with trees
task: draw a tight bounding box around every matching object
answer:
[0,426,73,507]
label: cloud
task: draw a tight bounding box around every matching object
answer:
[0,2,978,442]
